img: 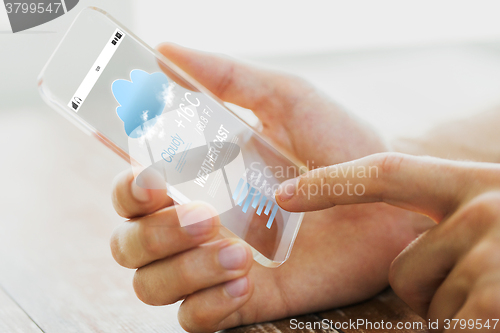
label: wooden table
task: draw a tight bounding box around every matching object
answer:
[0,107,428,332]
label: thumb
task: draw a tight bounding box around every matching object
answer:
[275,153,493,222]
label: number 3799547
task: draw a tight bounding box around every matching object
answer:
[5,2,62,14]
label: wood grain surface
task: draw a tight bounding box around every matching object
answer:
[0,107,428,332]
[319,288,428,333]
[0,286,41,333]
[0,107,184,332]
[224,289,428,333]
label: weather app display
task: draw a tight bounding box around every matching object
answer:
[44,13,305,265]
[111,68,286,230]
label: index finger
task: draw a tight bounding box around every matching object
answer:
[156,43,307,122]
[275,153,500,222]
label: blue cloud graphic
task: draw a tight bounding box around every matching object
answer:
[112,70,169,138]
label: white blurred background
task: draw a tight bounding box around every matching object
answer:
[1,0,500,139]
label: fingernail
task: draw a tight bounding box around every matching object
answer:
[182,205,214,236]
[136,167,166,190]
[225,277,249,298]
[218,243,248,270]
[131,180,150,202]
[184,218,213,236]
[276,177,299,202]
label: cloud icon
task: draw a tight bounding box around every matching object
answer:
[112,70,170,138]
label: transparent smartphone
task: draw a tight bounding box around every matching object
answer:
[38,7,305,267]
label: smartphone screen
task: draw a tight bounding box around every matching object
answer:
[39,7,304,266]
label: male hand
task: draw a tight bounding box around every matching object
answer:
[277,153,500,332]
[110,44,431,332]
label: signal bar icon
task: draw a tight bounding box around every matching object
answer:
[232,178,280,229]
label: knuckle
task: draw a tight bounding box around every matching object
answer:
[316,166,340,201]
[472,192,500,219]
[133,269,154,305]
[470,285,500,317]
[376,152,407,175]
[388,234,419,285]
[139,223,165,257]
[388,250,402,287]
[134,261,182,306]
[175,254,195,288]
[389,259,408,299]
[454,192,500,231]
[389,255,411,301]
[111,193,128,218]
[465,240,500,272]
[111,170,134,218]
[109,232,122,263]
[319,168,333,189]
[178,304,213,333]
[282,73,312,92]
[272,73,315,111]
[109,227,133,268]
[388,235,425,305]
[215,62,235,98]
